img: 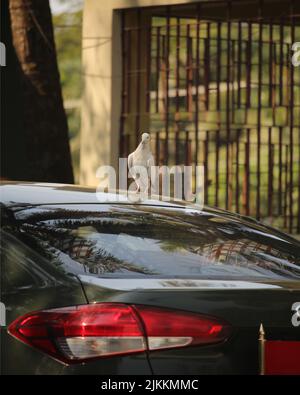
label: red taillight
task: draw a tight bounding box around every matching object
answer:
[8,303,231,364]
[134,305,231,350]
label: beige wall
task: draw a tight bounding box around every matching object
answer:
[80,0,207,185]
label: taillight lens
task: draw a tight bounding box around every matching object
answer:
[8,303,231,364]
[134,305,231,351]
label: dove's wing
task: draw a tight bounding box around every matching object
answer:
[128,152,133,169]
[128,152,134,178]
[147,154,157,191]
[147,154,155,177]
[128,152,136,180]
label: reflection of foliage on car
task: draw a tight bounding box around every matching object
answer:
[187,239,300,278]
[9,205,300,279]
[18,222,153,276]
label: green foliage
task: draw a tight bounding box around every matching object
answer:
[53,11,82,100]
[52,9,83,182]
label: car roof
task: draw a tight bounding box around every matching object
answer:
[0,181,202,210]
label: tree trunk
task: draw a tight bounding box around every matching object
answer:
[8,0,74,183]
[1,0,28,180]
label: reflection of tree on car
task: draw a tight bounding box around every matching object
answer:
[6,204,300,280]
[15,222,152,276]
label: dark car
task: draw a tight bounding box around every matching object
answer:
[0,181,300,375]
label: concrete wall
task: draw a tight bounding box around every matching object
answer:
[80,0,204,186]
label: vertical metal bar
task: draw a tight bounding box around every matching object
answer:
[127,27,131,115]
[185,23,189,112]
[237,21,242,108]
[268,127,273,218]
[279,19,284,106]
[246,22,252,108]
[135,10,142,146]
[155,27,160,114]
[268,20,273,109]
[120,12,127,158]
[215,129,220,207]
[270,21,276,126]
[236,129,240,213]
[289,0,295,233]
[278,127,283,215]
[175,18,180,166]
[146,24,152,114]
[285,42,290,108]
[225,3,232,210]
[244,128,250,216]
[256,2,263,220]
[175,18,180,118]
[204,23,211,111]
[186,24,193,113]
[216,21,221,112]
[195,8,201,188]
[204,131,209,204]
[161,35,167,119]
[228,140,233,210]
[284,144,289,229]
[231,34,235,125]
[164,7,170,165]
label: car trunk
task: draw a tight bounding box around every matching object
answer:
[79,277,300,374]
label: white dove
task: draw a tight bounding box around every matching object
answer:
[128,133,155,194]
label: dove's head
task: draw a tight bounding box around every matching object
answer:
[141,133,150,146]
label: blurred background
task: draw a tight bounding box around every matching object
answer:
[51,0,83,183]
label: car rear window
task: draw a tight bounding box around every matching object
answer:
[5,204,300,280]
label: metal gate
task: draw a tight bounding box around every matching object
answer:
[120,0,300,234]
